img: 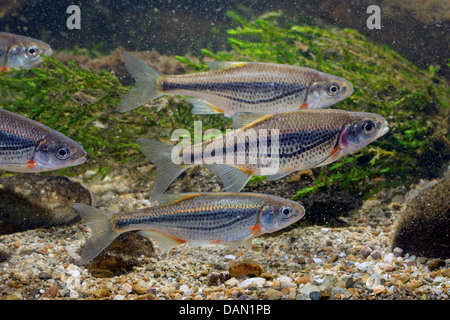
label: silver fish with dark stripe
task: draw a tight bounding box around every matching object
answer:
[0,32,52,71]
[72,192,305,264]
[138,109,388,199]
[0,108,86,172]
[118,52,353,118]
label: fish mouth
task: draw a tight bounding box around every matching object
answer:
[73,156,87,166]
[378,120,390,138]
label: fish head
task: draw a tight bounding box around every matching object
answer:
[305,73,353,108]
[7,37,53,70]
[260,196,305,233]
[339,112,389,155]
[32,132,87,171]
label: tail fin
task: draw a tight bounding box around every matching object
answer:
[72,203,120,265]
[137,138,191,201]
[118,52,163,113]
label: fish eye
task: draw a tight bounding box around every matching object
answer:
[26,46,39,58]
[327,83,340,96]
[279,206,293,219]
[362,120,376,135]
[56,147,70,160]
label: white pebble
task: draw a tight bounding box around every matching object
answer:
[122,283,133,293]
[238,277,266,288]
[433,277,447,283]
[321,228,329,235]
[278,276,296,288]
[356,261,370,272]
[68,270,80,279]
[114,294,125,300]
[224,254,236,260]
[225,278,239,287]
[383,253,395,264]
[69,290,79,299]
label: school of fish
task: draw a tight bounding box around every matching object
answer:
[0,32,390,264]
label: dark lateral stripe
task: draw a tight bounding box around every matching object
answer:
[278,129,341,159]
[0,133,36,151]
[115,208,258,231]
[162,81,308,105]
[194,129,341,163]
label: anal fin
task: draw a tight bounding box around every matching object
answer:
[138,230,186,252]
[185,97,224,115]
[206,164,254,192]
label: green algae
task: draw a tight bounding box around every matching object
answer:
[0,10,448,200]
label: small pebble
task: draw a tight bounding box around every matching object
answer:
[263,288,283,300]
[370,250,382,260]
[309,291,321,300]
[360,246,373,258]
[393,247,403,257]
[238,277,266,288]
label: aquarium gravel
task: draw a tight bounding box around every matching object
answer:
[0,169,448,301]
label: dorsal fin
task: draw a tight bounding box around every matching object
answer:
[206,61,248,71]
[152,193,203,206]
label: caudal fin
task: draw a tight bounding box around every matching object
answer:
[72,203,120,265]
[137,138,191,201]
[118,52,163,113]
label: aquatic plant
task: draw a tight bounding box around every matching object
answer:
[179,10,450,199]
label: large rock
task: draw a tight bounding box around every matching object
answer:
[81,232,155,277]
[391,172,450,259]
[0,174,93,234]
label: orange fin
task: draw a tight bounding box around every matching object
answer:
[138,230,187,252]
[251,224,262,236]
[299,103,309,109]
[26,160,37,168]
[187,97,224,115]
[329,146,341,159]
[0,66,10,72]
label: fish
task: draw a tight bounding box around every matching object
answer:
[138,109,389,199]
[0,32,53,71]
[72,192,305,264]
[118,52,353,119]
[0,108,87,172]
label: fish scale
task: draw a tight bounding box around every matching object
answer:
[72,192,305,265]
